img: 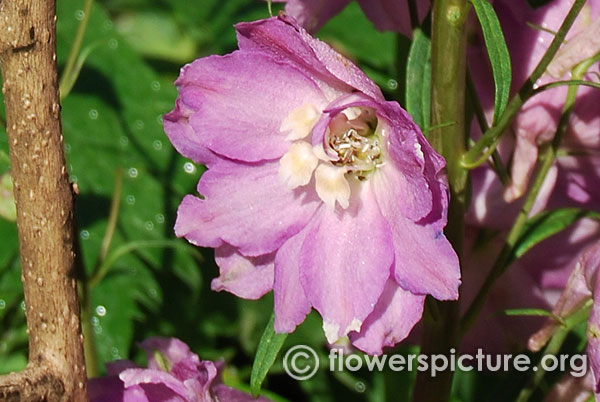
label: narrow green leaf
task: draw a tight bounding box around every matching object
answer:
[504,308,554,317]
[250,313,288,397]
[470,0,512,124]
[512,208,600,261]
[405,28,431,131]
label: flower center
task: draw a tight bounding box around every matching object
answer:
[279,104,386,210]
[326,109,383,180]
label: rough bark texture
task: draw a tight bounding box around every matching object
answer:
[0,0,88,401]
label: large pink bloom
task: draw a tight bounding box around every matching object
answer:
[164,16,460,354]
[89,337,269,402]
[279,0,430,35]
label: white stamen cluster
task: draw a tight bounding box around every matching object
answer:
[328,127,383,179]
[279,104,385,210]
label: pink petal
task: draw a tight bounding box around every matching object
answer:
[300,185,393,342]
[139,337,200,373]
[163,98,217,166]
[169,51,327,163]
[212,246,275,300]
[284,0,351,33]
[373,166,460,300]
[547,18,600,78]
[213,384,273,402]
[175,159,320,256]
[349,279,425,355]
[357,0,430,35]
[235,17,384,101]
[273,221,313,333]
[119,369,189,399]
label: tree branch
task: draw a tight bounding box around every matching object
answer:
[0,0,88,400]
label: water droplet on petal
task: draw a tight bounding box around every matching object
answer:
[183,162,196,174]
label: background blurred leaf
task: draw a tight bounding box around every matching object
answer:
[406,28,431,131]
[512,208,600,262]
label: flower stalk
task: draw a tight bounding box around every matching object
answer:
[412,0,469,400]
[0,0,88,398]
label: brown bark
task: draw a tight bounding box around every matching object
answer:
[0,0,88,401]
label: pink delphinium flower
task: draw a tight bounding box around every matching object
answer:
[164,16,460,354]
[529,240,600,400]
[543,372,594,402]
[469,0,600,210]
[279,0,430,35]
[89,337,269,402]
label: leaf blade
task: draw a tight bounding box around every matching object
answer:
[470,0,512,124]
[250,313,288,397]
[512,208,600,261]
[406,28,431,131]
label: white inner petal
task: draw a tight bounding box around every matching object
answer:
[279,141,319,189]
[315,164,351,210]
[280,103,320,141]
[323,321,341,344]
[344,318,363,335]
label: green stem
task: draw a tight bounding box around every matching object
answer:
[466,69,509,185]
[532,79,600,94]
[96,169,122,266]
[412,1,469,401]
[88,239,200,289]
[515,300,592,402]
[461,0,587,169]
[58,0,93,97]
[460,56,593,334]
[80,291,99,377]
[80,169,122,377]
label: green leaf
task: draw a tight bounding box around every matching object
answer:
[470,0,512,124]
[512,208,600,261]
[0,173,16,222]
[250,313,288,397]
[406,28,431,131]
[503,308,554,317]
